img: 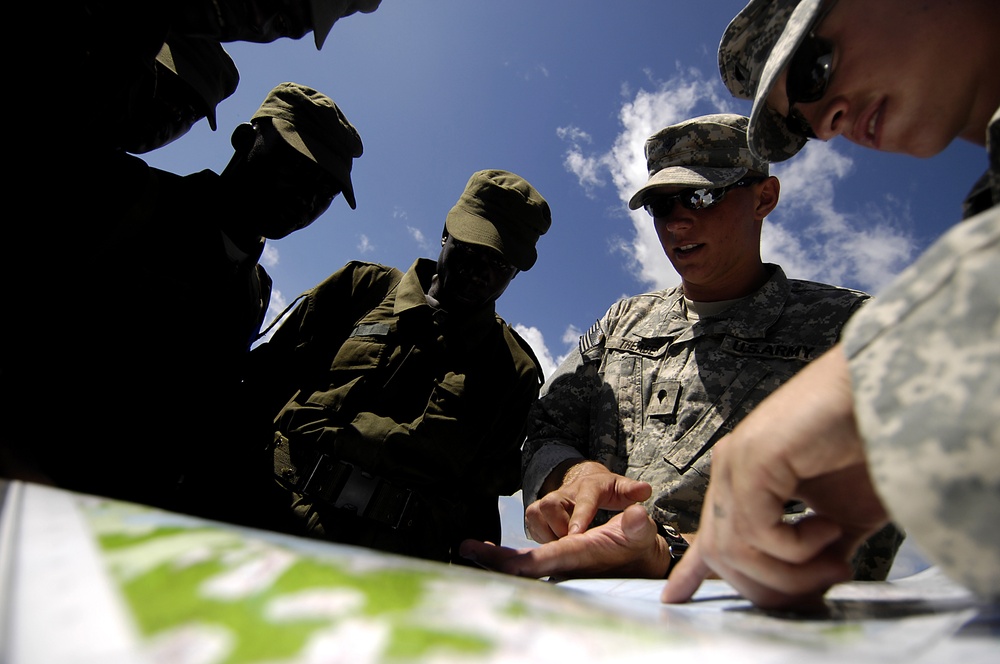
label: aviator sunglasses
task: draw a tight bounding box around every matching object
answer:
[783,34,834,138]
[782,0,838,138]
[643,178,764,218]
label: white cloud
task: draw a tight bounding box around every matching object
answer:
[556,126,592,144]
[513,324,557,381]
[561,324,582,348]
[560,68,920,296]
[558,124,608,194]
[261,242,279,268]
[512,323,583,383]
[511,325,557,382]
[357,234,374,254]
[762,143,918,293]
[407,225,434,252]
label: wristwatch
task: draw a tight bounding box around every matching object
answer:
[657,523,690,575]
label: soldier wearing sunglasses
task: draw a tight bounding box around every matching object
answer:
[460,114,901,581]
[242,170,550,566]
[665,0,999,610]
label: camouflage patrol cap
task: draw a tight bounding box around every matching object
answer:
[627,113,769,210]
[310,0,383,49]
[155,36,240,131]
[718,0,827,162]
[445,170,552,271]
[252,82,364,209]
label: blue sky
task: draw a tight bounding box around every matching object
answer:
[144,0,987,381]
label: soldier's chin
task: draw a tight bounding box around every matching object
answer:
[262,213,315,239]
[449,292,488,311]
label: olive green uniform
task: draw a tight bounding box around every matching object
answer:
[265,259,542,563]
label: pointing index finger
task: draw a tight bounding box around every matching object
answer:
[660,539,711,603]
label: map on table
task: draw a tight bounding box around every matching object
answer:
[1,480,993,663]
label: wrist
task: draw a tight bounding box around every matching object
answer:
[656,522,690,578]
[561,460,612,485]
[541,459,606,495]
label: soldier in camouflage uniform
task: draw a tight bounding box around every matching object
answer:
[665,0,998,610]
[251,170,550,566]
[460,114,901,580]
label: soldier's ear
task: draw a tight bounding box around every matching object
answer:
[755,176,780,220]
[230,122,257,153]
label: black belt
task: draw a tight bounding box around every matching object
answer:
[273,432,416,530]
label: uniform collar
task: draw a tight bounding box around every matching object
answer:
[659,264,788,340]
[395,258,499,335]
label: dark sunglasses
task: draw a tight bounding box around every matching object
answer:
[782,0,838,138]
[783,34,834,138]
[643,178,764,218]
[786,34,834,107]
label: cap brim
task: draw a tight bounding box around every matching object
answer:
[310,0,338,49]
[627,165,747,210]
[339,180,357,209]
[271,118,358,209]
[313,22,334,50]
[747,0,822,162]
[445,209,535,271]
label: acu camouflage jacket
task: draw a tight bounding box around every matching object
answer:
[841,106,1000,599]
[523,264,869,533]
[524,264,905,579]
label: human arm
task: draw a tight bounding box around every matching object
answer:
[521,334,652,541]
[666,212,1000,606]
[661,346,890,610]
[662,348,887,607]
[525,459,653,542]
[460,503,673,579]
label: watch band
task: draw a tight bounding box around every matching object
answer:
[657,522,690,576]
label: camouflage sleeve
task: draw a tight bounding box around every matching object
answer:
[521,319,607,507]
[842,207,1000,600]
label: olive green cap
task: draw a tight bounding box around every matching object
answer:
[445,170,552,271]
[251,82,364,208]
[628,114,769,210]
[154,36,239,131]
[310,0,383,49]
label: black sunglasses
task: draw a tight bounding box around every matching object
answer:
[643,178,764,219]
[783,34,834,139]
[786,34,834,107]
[782,0,838,138]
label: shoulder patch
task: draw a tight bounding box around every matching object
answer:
[349,322,391,338]
[579,320,606,361]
